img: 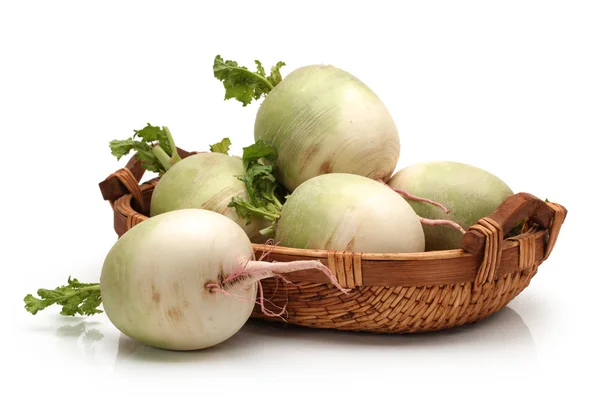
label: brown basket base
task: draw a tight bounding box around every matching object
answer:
[250,266,538,334]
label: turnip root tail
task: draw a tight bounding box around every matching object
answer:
[205,282,288,318]
[207,259,351,319]
[225,259,350,294]
[391,187,451,214]
[375,179,464,233]
[420,217,466,234]
[377,179,450,214]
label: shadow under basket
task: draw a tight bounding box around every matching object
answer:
[99,148,568,334]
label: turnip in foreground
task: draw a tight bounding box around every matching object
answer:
[213,56,400,192]
[24,209,347,351]
[388,161,514,251]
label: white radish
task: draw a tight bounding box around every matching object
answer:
[24,209,347,351]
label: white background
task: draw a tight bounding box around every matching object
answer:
[1,1,598,399]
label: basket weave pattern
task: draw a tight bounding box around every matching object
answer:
[253,266,538,332]
[99,151,567,334]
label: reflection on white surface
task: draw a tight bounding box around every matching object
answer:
[39,305,537,380]
[104,306,536,373]
[56,322,105,360]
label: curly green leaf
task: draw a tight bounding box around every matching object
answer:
[210,138,232,155]
[24,277,102,317]
[213,55,286,106]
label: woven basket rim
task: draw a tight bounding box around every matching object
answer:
[252,239,530,259]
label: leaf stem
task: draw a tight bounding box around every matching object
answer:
[152,146,174,172]
[163,126,181,162]
[272,195,283,210]
[24,279,102,317]
[229,65,274,91]
[259,226,276,237]
[242,203,280,221]
[51,285,101,300]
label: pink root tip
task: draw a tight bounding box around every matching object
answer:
[205,281,288,320]
[377,179,451,214]
[420,217,466,234]
[207,257,351,321]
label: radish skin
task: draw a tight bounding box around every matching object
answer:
[274,173,425,253]
[100,209,257,350]
[388,161,514,250]
[254,65,400,192]
[150,152,269,242]
[99,209,346,351]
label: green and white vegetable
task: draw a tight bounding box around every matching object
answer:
[24,209,347,350]
[109,124,269,241]
[232,172,425,253]
[387,161,514,250]
[214,56,400,192]
[101,209,257,350]
[150,152,270,242]
[276,174,425,253]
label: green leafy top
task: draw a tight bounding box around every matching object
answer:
[209,138,232,155]
[109,123,181,175]
[24,277,102,317]
[228,140,286,237]
[213,55,286,106]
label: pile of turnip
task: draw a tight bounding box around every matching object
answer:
[23,54,517,351]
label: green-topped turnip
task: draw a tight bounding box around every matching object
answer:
[109,124,271,242]
[23,209,348,350]
[213,56,400,192]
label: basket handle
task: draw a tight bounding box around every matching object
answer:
[460,192,567,258]
[460,192,567,288]
[98,147,197,211]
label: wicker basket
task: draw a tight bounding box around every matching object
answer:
[99,148,567,334]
